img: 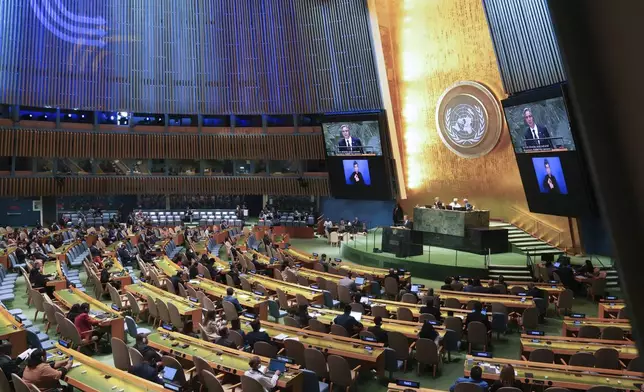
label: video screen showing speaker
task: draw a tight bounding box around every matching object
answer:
[327,157,391,200]
[503,84,596,217]
[322,121,382,156]
[504,90,576,154]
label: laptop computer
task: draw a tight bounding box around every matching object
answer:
[163,367,181,391]
[359,296,370,305]
[410,284,419,293]
[355,277,365,285]
[265,359,287,377]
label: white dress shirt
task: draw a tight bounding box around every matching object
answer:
[344,137,353,148]
[449,202,462,208]
[244,369,279,392]
[530,125,539,139]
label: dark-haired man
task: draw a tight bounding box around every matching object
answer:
[348,161,366,186]
[449,365,489,392]
[333,305,363,334]
[337,124,363,153]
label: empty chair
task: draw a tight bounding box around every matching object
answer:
[161,355,188,388]
[222,301,239,321]
[544,388,572,392]
[466,300,481,311]
[454,382,484,392]
[284,339,306,366]
[202,369,227,392]
[229,330,244,348]
[467,321,488,353]
[419,313,436,323]
[586,387,616,392]
[327,355,360,392]
[350,303,365,314]
[295,294,309,307]
[111,337,131,371]
[388,331,412,372]
[594,348,620,370]
[555,289,574,316]
[396,307,414,322]
[384,277,398,299]
[588,278,606,300]
[305,348,329,380]
[401,293,417,304]
[567,352,596,367]
[146,296,159,326]
[284,316,300,328]
[371,305,389,319]
[156,299,171,327]
[415,338,441,377]
[254,341,278,358]
[444,317,463,341]
[628,356,644,372]
[450,282,464,291]
[520,307,539,331]
[601,326,624,340]
[330,324,349,337]
[491,302,508,315]
[529,348,554,363]
[308,319,328,333]
[444,298,461,309]
[510,286,526,295]
[267,300,287,322]
[491,312,508,340]
[167,302,186,332]
[337,285,352,305]
[241,375,266,392]
[578,325,601,339]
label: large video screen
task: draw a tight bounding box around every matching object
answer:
[322,121,382,156]
[504,97,576,154]
[503,84,596,217]
[327,157,391,200]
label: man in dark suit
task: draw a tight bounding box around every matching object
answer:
[245,320,271,348]
[337,124,363,153]
[129,350,163,384]
[522,108,552,149]
[542,159,561,194]
[465,302,491,330]
[348,161,366,186]
[433,197,444,209]
[367,316,389,344]
[402,215,413,229]
[333,305,363,334]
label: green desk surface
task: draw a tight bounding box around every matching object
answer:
[54,288,121,318]
[238,318,385,360]
[43,261,61,278]
[147,331,300,385]
[438,291,533,307]
[125,283,197,314]
[188,278,268,307]
[521,337,638,357]
[0,307,22,336]
[465,356,644,389]
[305,308,425,338]
[241,274,323,300]
[154,257,181,276]
[564,318,632,332]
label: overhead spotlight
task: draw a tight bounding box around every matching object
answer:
[43,115,48,119]
[81,115,85,119]
[157,117,163,123]
[67,114,72,118]
[145,117,150,121]
[28,114,33,118]
[110,116,115,121]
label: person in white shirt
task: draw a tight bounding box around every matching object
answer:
[337,124,363,153]
[449,198,462,208]
[244,356,280,392]
[339,272,358,292]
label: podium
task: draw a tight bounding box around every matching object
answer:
[412,207,508,254]
[382,227,423,258]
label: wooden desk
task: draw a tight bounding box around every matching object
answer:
[562,317,632,337]
[366,298,474,321]
[187,277,269,320]
[239,317,385,374]
[520,334,638,360]
[0,305,26,357]
[44,260,68,291]
[475,281,566,297]
[296,268,372,292]
[52,344,166,392]
[438,290,534,309]
[154,256,182,277]
[104,257,132,287]
[54,287,126,342]
[241,273,325,304]
[598,300,626,318]
[388,383,445,392]
[464,355,644,390]
[283,247,318,265]
[125,282,202,328]
[307,307,427,339]
[335,263,412,283]
[104,241,121,256]
[53,241,78,262]
[0,247,16,270]
[147,330,303,391]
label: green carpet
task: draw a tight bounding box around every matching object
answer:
[5,242,606,391]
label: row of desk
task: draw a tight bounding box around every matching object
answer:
[521,334,638,360]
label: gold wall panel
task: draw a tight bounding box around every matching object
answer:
[373,0,573,248]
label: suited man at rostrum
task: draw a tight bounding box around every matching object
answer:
[522,108,552,149]
[337,124,363,153]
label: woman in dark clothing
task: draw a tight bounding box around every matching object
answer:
[418,320,439,341]
[490,364,522,392]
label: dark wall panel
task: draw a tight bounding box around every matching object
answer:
[483,0,567,94]
[0,0,382,114]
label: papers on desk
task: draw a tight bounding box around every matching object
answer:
[18,348,36,360]
[350,311,362,322]
[308,312,321,318]
[71,362,82,369]
[189,280,199,285]
[274,333,289,340]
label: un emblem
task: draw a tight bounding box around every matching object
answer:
[436,81,502,158]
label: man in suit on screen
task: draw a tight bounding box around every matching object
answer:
[338,124,363,153]
[348,161,366,186]
[541,159,561,194]
[522,108,552,150]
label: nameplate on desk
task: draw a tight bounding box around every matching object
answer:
[472,351,493,358]
[310,304,323,309]
[605,295,618,300]
[111,304,120,311]
[252,291,264,296]
[570,313,585,318]
[242,312,257,319]
[361,335,377,343]
[526,330,544,336]
[276,355,294,364]
[162,323,174,331]
[395,379,420,388]
[189,297,199,303]
[334,258,342,262]
[58,339,70,348]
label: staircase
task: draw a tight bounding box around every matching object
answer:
[490,221,563,258]
[488,264,533,282]
[603,267,620,289]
